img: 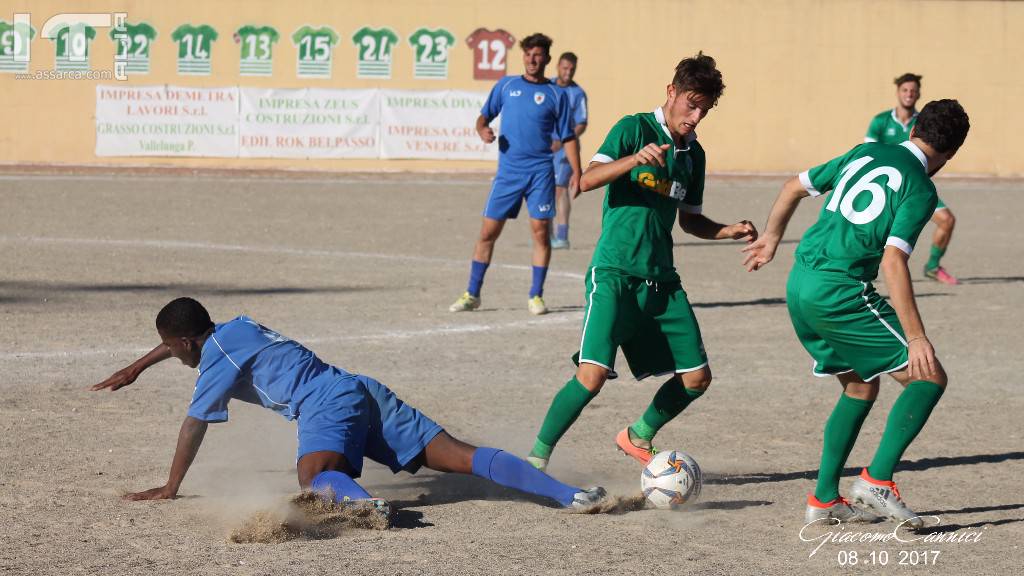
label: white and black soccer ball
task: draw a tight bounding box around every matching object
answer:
[641,450,702,509]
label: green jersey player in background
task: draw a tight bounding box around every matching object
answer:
[526,53,757,471]
[865,73,959,284]
[743,99,970,527]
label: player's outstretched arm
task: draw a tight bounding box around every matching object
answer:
[742,176,809,271]
[880,247,936,380]
[579,143,670,192]
[90,344,172,391]
[678,211,757,242]
[125,416,208,501]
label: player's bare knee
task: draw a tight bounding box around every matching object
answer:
[576,363,608,393]
[680,366,711,392]
[296,451,353,488]
[935,209,955,230]
[422,431,475,474]
[926,362,948,389]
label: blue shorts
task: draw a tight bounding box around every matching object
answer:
[483,166,555,220]
[296,374,444,478]
[553,149,572,188]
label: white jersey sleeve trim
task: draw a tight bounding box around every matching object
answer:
[885,236,914,255]
[864,137,877,143]
[798,170,821,196]
[591,153,614,164]
[679,203,703,214]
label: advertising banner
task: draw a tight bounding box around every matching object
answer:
[95,85,238,156]
[380,89,496,160]
[239,88,379,158]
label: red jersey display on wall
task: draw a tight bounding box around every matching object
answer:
[465,28,515,80]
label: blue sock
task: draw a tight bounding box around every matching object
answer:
[529,266,548,298]
[556,224,569,242]
[311,470,371,502]
[471,447,580,507]
[467,260,489,297]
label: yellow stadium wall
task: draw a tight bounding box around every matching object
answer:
[1,0,1021,176]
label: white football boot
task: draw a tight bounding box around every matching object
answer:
[449,292,481,312]
[568,486,608,511]
[850,468,924,529]
[528,295,548,315]
[805,493,874,524]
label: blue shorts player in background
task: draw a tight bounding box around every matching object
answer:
[91,298,607,520]
[550,51,588,250]
[449,33,582,316]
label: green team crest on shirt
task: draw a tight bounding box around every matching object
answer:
[172,24,218,76]
[110,22,156,75]
[292,25,339,79]
[408,28,455,79]
[52,24,96,72]
[235,25,279,77]
[352,26,398,79]
[0,20,35,73]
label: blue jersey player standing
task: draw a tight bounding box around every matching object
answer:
[449,33,581,316]
[91,298,607,521]
[550,51,588,250]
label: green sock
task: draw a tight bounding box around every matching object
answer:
[925,245,945,271]
[531,377,596,459]
[814,394,874,503]
[868,381,944,481]
[630,379,705,442]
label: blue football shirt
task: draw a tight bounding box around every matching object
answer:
[187,316,355,423]
[481,75,575,173]
[550,78,588,139]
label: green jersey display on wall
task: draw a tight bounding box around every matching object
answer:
[0,20,34,73]
[292,25,339,79]
[53,23,96,72]
[408,27,455,79]
[171,24,218,76]
[110,22,156,75]
[352,26,398,79]
[235,25,279,77]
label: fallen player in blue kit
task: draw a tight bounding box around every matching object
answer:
[91,297,607,522]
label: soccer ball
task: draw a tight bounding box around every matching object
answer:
[641,450,702,509]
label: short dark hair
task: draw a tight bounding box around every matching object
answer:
[519,33,552,55]
[914,99,970,154]
[894,73,922,87]
[558,52,577,65]
[156,297,214,338]
[672,52,725,106]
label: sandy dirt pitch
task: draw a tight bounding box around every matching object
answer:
[1,171,1021,575]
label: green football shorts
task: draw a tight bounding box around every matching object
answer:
[787,264,909,381]
[934,196,947,212]
[574,266,708,380]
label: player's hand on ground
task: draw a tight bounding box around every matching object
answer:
[907,336,937,380]
[90,366,139,391]
[124,485,177,501]
[633,143,671,167]
[570,172,582,198]
[742,236,779,272]
[478,126,496,143]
